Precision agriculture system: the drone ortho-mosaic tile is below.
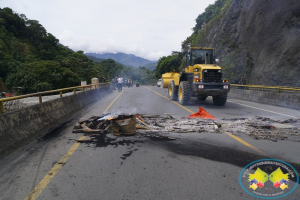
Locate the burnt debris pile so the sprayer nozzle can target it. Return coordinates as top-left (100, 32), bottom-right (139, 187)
top-left (72, 113), bottom-right (180, 142)
top-left (221, 116), bottom-right (300, 142)
top-left (73, 114), bottom-right (300, 143)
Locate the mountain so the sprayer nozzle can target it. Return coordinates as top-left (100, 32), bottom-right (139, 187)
top-left (183, 0), bottom-right (300, 86)
top-left (86, 55), bottom-right (106, 63)
top-left (85, 52), bottom-right (157, 68)
top-left (143, 62), bottom-right (157, 71)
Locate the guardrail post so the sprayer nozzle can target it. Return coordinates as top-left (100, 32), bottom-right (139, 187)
top-left (0, 102), bottom-right (4, 114)
top-left (60, 91), bottom-right (63, 97)
top-left (73, 89), bottom-right (76, 94)
top-left (39, 95), bottom-right (42, 104)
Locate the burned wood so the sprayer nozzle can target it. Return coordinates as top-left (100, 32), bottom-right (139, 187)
top-left (104, 124), bottom-right (111, 132)
top-left (136, 118), bottom-right (151, 129)
top-left (136, 124), bottom-right (151, 130)
top-left (80, 123), bottom-right (101, 132)
top-left (87, 122), bottom-right (93, 128)
top-left (95, 120), bottom-right (106, 128)
top-left (165, 113), bottom-right (174, 119)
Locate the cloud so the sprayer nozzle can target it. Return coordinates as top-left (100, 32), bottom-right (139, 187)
top-left (59, 30), bottom-right (167, 61)
top-left (3, 0), bottom-right (217, 61)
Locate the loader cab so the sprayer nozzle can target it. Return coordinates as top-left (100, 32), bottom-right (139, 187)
top-left (186, 48), bottom-right (215, 67)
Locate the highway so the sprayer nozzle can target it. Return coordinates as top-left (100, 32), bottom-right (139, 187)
top-left (0, 86), bottom-right (300, 200)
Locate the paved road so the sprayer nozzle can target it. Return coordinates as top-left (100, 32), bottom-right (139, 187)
top-left (0, 86), bottom-right (299, 200)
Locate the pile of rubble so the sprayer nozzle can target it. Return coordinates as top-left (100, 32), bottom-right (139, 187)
top-left (72, 113), bottom-right (180, 141)
top-left (221, 116), bottom-right (300, 142)
top-left (73, 113), bottom-right (300, 142)
top-left (73, 114), bottom-right (113, 134)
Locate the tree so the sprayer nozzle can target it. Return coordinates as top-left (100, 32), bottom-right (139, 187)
top-left (154, 53), bottom-right (183, 79)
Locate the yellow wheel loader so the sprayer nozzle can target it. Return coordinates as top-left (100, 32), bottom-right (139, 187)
top-left (162, 47), bottom-right (230, 106)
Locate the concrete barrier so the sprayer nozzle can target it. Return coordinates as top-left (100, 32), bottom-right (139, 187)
top-left (228, 87), bottom-right (300, 110)
top-left (0, 86), bottom-right (111, 158)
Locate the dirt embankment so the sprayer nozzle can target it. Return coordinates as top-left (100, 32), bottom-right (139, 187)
top-left (196, 0), bottom-right (300, 86)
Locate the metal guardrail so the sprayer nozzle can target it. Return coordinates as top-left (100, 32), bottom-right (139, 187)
top-left (0, 83), bottom-right (110, 114)
top-left (231, 84), bottom-right (300, 93)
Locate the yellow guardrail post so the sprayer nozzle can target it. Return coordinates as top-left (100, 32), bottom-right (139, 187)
top-left (0, 102), bottom-right (3, 114)
top-left (73, 89), bottom-right (76, 94)
top-left (39, 95), bottom-right (42, 104)
top-left (60, 91), bottom-right (63, 97)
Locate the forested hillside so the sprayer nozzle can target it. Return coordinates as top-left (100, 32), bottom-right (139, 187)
top-left (155, 0), bottom-right (300, 86)
top-left (0, 8), bottom-right (155, 94)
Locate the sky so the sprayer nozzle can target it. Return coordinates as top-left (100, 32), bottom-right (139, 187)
top-left (1, 0), bottom-right (216, 61)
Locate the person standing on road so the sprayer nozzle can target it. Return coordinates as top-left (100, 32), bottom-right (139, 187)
top-left (117, 75), bottom-right (123, 92)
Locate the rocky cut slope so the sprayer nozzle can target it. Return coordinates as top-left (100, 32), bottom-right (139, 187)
top-left (189, 0), bottom-right (300, 86)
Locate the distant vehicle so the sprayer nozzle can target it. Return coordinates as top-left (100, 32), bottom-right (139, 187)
top-left (157, 79), bottom-right (162, 87)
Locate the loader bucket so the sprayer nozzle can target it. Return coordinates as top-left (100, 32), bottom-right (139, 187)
top-left (162, 72), bottom-right (180, 88)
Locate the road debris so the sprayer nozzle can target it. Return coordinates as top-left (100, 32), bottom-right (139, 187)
top-left (221, 116), bottom-right (300, 142)
top-left (73, 113), bottom-right (300, 142)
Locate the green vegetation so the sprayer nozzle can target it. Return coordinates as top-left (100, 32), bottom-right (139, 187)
top-left (154, 52), bottom-right (183, 79)
top-left (182, 0), bottom-right (233, 49)
top-left (0, 7), bottom-right (154, 94)
top-left (193, 0), bottom-right (232, 33)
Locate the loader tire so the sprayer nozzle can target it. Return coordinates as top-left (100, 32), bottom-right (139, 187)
top-left (197, 95), bottom-right (208, 101)
top-left (213, 94), bottom-right (227, 106)
top-left (168, 80), bottom-right (178, 101)
top-left (178, 81), bottom-right (191, 105)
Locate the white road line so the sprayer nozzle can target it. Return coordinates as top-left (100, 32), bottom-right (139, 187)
top-left (227, 100), bottom-right (298, 118)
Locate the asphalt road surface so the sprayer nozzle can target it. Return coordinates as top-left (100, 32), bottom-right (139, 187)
top-left (1, 86), bottom-right (300, 200)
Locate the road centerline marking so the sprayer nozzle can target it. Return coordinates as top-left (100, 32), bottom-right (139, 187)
top-left (145, 87), bottom-right (194, 114)
top-left (25, 91), bottom-right (123, 200)
top-left (225, 132), bottom-right (266, 155)
top-left (102, 91), bottom-right (123, 114)
top-left (227, 100), bottom-right (297, 118)
top-left (24, 135), bottom-right (85, 200)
